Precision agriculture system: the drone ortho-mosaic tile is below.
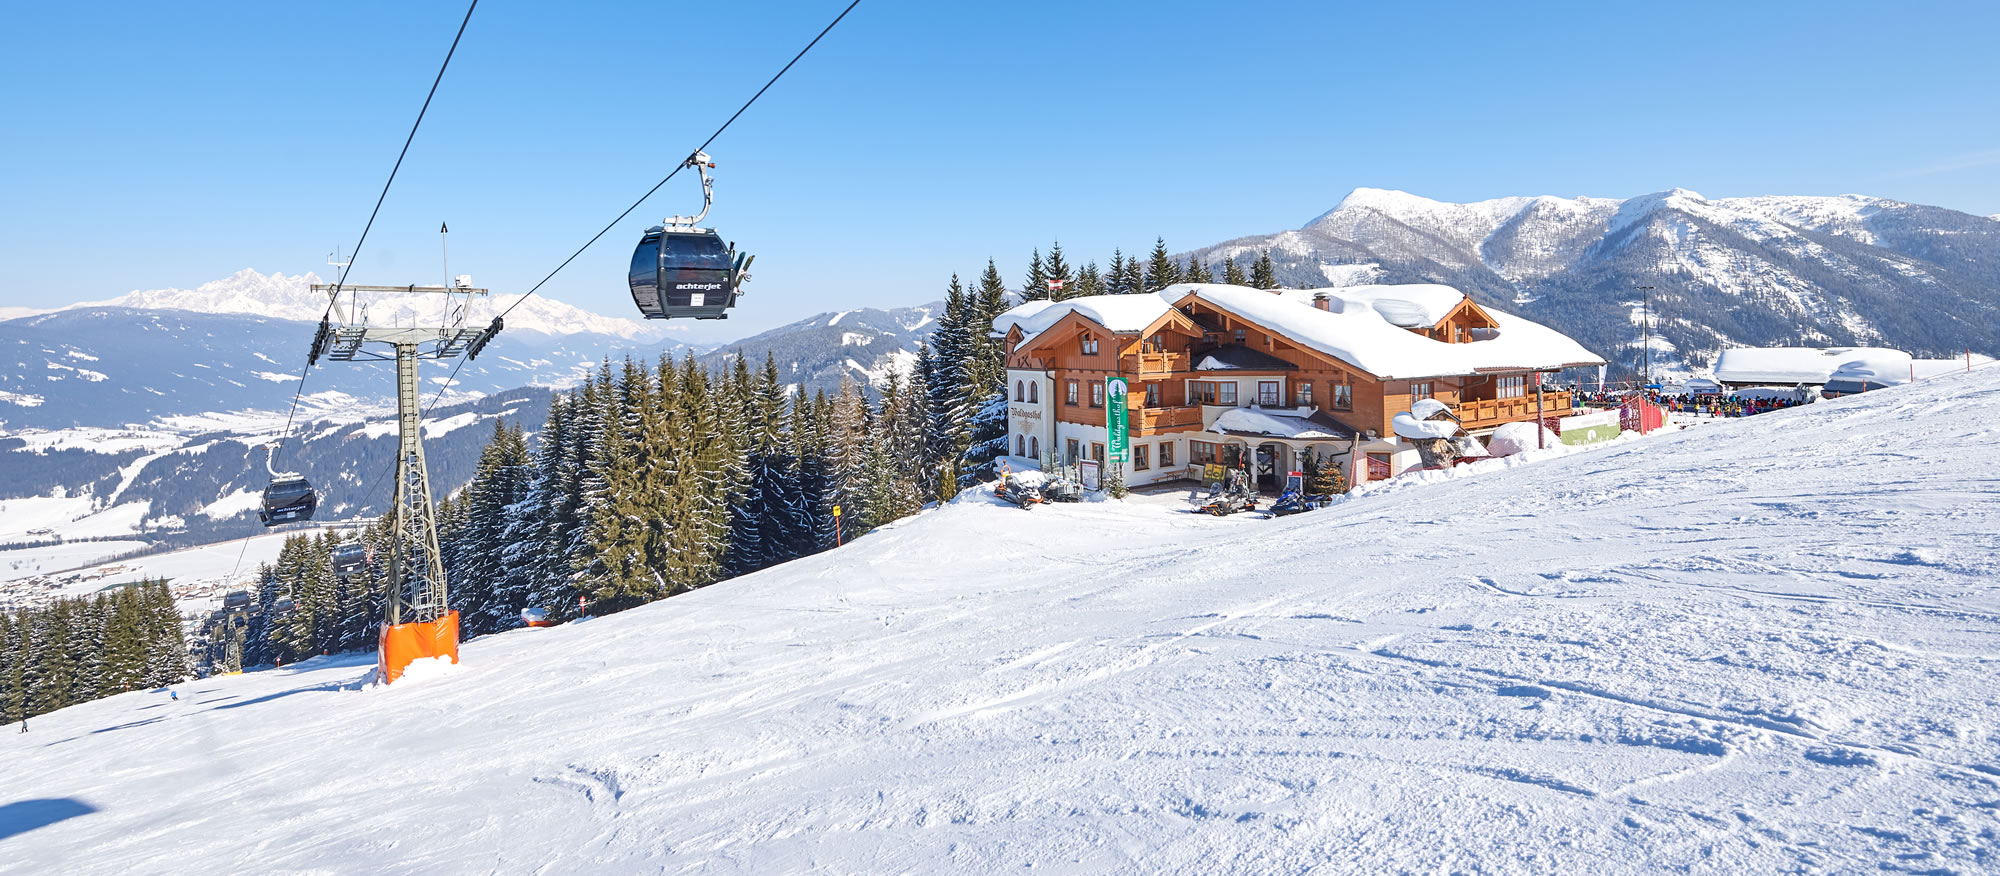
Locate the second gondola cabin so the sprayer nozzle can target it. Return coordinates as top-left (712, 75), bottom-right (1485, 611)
top-left (259, 475), bottom-right (317, 527)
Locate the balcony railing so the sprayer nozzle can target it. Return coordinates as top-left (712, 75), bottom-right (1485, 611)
top-left (1454, 391), bottom-right (1571, 428)
top-left (1132, 401), bottom-right (1202, 432)
top-left (1133, 351), bottom-right (1188, 373)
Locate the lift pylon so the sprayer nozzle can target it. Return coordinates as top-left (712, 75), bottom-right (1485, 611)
top-left (309, 279), bottom-right (501, 683)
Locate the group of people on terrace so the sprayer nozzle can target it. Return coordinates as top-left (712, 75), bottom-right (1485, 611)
top-left (1570, 387), bottom-right (1812, 419)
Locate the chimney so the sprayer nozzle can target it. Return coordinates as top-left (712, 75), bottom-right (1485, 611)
top-left (1312, 292), bottom-right (1331, 312)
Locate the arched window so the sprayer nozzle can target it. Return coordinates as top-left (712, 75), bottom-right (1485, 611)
top-left (1030, 436), bottom-right (1039, 458)
top-left (1028, 382), bottom-right (1039, 403)
top-left (1015, 380), bottom-right (1023, 402)
top-left (1016, 434), bottom-right (1025, 456)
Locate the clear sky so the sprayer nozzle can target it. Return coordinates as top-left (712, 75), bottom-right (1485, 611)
top-left (3, 0), bottom-right (1997, 336)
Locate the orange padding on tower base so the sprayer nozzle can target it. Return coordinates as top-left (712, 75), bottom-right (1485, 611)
top-left (378, 610), bottom-right (460, 684)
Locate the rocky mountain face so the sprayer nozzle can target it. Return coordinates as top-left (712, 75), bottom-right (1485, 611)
top-left (1186, 188), bottom-right (2000, 376)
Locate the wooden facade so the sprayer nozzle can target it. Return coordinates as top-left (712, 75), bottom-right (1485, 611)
top-left (1004, 292), bottom-right (1570, 447)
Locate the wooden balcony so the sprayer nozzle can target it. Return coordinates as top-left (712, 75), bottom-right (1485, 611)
top-left (1132, 351), bottom-right (1189, 374)
top-left (1132, 402), bottom-right (1203, 433)
top-left (1454, 391), bottom-right (1571, 429)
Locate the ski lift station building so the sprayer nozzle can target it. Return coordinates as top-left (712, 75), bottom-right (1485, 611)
top-left (991, 282), bottom-right (1604, 491)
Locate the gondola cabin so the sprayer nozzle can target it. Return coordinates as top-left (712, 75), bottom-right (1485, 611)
top-left (222, 590), bottom-right (251, 611)
top-left (331, 543), bottom-right (369, 577)
top-left (521, 607), bottom-right (553, 628)
top-left (259, 476), bottom-right (318, 526)
top-left (629, 228), bottom-right (743, 320)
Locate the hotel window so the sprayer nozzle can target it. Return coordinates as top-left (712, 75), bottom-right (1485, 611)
top-left (1158, 442), bottom-right (1174, 467)
top-left (1143, 333), bottom-right (1165, 353)
top-left (1016, 435), bottom-right (1025, 456)
top-left (1133, 444), bottom-right (1150, 470)
top-left (1190, 381), bottom-right (1237, 405)
top-left (1030, 436), bottom-right (1039, 458)
top-left (1014, 380), bottom-right (1024, 402)
top-left (1411, 381), bottom-right (1433, 401)
top-left (1028, 382), bottom-right (1038, 403)
top-left (1066, 438), bottom-right (1080, 463)
top-left (1091, 442), bottom-right (1104, 462)
top-left (1090, 381), bottom-right (1104, 408)
top-left (1144, 382), bottom-right (1160, 407)
top-left (1234, 328), bottom-right (1247, 344)
top-left (1498, 375), bottom-right (1525, 399)
top-left (1297, 382), bottom-right (1313, 407)
top-left (1081, 335), bottom-right (1099, 355)
top-left (1332, 383), bottom-right (1353, 411)
top-left (1190, 440), bottom-right (1219, 465)
top-left (1257, 381), bottom-right (1282, 407)
top-left (1066, 380), bottom-right (1079, 405)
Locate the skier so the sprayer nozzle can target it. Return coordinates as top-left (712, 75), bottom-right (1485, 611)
top-left (16, 719), bottom-right (24, 733)
top-left (170, 690), bottom-right (179, 702)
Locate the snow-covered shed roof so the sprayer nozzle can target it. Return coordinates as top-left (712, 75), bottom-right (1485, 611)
top-left (1210, 407), bottom-right (1354, 440)
top-left (990, 292), bottom-right (1177, 349)
top-left (1166, 283), bottom-right (1603, 380)
top-left (1271, 284), bottom-right (1466, 328)
top-left (1713, 347), bottom-right (1912, 386)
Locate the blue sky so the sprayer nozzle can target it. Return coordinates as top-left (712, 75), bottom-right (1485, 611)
top-left (3, 0), bottom-right (1997, 335)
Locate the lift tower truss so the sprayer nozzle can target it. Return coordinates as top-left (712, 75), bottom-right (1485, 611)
top-left (309, 281), bottom-right (503, 678)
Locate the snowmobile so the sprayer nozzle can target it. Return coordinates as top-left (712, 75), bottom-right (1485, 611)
top-left (995, 472), bottom-right (1046, 509)
top-left (1268, 489), bottom-right (1311, 517)
top-left (1042, 469), bottom-right (1084, 503)
top-left (1189, 473), bottom-right (1258, 516)
top-left (1199, 489), bottom-right (1258, 516)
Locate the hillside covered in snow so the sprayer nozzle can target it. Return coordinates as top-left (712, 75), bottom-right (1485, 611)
top-left (3, 362), bottom-right (1997, 872)
top-left (1185, 188), bottom-right (2000, 378)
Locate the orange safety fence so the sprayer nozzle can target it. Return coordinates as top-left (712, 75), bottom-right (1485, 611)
top-left (378, 610), bottom-right (460, 685)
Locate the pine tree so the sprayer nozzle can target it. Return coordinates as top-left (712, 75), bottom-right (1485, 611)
top-left (1076, 261), bottom-right (1104, 297)
top-left (1144, 237), bottom-right (1181, 291)
top-left (1022, 248), bottom-right (1049, 301)
top-left (1185, 256), bottom-right (1213, 283)
top-left (1252, 249), bottom-right (1278, 290)
top-left (830, 375), bottom-right (873, 532)
top-left (1044, 242), bottom-right (1074, 300)
top-left (1118, 253), bottom-right (1144, 295)
top-left (1223, 256), bottom-right (1248, 286)
top-left (958, 260), bottom-right (1013, 485)
top-left (1106, 250), bottom-right (1128, 295)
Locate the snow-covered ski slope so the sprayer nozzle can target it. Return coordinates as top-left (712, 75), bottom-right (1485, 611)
top-left (7, 369), bottom-right (2000, 874)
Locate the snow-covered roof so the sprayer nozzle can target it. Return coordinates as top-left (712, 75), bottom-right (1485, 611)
top-left (1209, 407), bottom-right (1354, 440)
top-left (1167, 283), bottom-right (1603, 380)
top-left (991, 292), bottom-right (1177, 351)
top-left (1713, 347), bottom-right (1912, 386)
top-left (1271, 284), bottom-right (1466, 328)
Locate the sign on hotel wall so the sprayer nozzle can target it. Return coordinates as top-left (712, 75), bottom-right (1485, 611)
top-left (1105, 377), bottom-right (1130, 462)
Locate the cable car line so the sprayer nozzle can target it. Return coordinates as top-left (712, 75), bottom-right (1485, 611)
top-left (413, 0), bottom-right (861, 420)
top-left (495, 0), bottom-right (862, 323)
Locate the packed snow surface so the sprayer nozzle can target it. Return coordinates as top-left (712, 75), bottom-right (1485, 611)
top-left (6, 368), bottom-right (2000, 873)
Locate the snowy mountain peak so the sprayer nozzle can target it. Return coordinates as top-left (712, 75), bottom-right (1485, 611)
top-left (66, 268), bottom-right (666, 340)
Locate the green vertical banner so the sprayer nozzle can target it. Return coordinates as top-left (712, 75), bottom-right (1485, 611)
top-left (1106, 376), bottom-right (1130, 462)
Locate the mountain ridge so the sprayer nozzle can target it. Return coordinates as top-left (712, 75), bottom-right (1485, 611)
top-left (1186, 187), bottom-right (2000, 376)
